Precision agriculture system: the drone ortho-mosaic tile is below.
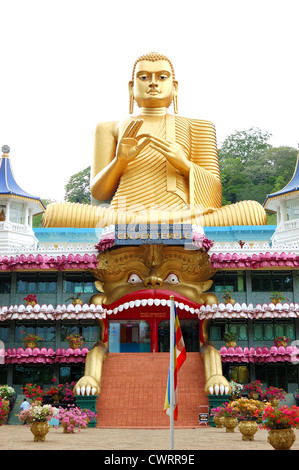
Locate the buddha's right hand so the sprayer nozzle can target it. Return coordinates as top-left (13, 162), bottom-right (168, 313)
top-left (116, 119), bottom-right (150, 165)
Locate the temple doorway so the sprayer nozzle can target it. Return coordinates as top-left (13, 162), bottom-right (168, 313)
top-left (108, 320), bottom-right (151, 352)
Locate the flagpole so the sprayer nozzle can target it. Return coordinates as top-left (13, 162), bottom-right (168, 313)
top-left (170, 295), bottom-right (175, 450)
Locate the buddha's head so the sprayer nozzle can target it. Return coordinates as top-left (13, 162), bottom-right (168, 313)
top-left (90, 245), bottom-right (218, 312)
top-left (129, 52), bottom-right (178, 113)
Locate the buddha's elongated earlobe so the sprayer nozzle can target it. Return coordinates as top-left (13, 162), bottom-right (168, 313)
top-left (173, 80), bottom-right (178, 114)
top-left (129, 81), bottom-right (134, 114)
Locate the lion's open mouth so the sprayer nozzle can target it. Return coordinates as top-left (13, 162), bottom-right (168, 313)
top-left (102, 289), bottom-right (202, 315)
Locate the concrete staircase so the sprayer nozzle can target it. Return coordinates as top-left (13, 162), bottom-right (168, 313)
top-left (7, 394), bottom-right (26, 424)
top-left (96, 352), bottom-right (209, 428)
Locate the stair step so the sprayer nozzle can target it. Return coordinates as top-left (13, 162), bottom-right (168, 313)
top-left (96, 352), bottom-right (208, 428)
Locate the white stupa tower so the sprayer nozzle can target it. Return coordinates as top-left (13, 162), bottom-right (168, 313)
top-left (0, 145), bottom-right (45, 250)
top-left (264, 151), bottom-right (299, 246)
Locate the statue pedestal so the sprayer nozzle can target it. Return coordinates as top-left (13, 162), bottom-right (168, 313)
top-left (207, 394), bottom-right (231, 427)
top-left (75, 395), bottom-right (98, 427)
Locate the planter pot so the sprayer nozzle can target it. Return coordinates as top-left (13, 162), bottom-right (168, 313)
top-left (72, 299), bottom-right (83, 305)
top-left (52, 393), bottom-right (61, 404)
top-left (213, 415), bottom-right (224, 428)
top-left (30, 422), bottom-right (50, 441)
top-left (225, 341), bottom-right (237, 348)
top-left (225, 299), bottom-right (235, 306)
top-left (239, 421), bottom-right (258, 441)
top-left (25, 301), bottom-right (36, 306)
top-left (25, 342), bottom-right (37, 349)
top-left (224, 417), bottom-right (238, 432)
top-left (267, 428), bottom-right (296, 450)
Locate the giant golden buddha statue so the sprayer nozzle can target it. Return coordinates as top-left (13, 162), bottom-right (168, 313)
top-left (43, 52), bottom-right (266, 228)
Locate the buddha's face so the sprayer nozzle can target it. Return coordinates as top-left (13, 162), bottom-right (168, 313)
top-left (131, 60), bottom-right (177, 109)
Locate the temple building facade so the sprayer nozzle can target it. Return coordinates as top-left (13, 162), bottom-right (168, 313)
top-left (1, 146), bottom-right (299, 425)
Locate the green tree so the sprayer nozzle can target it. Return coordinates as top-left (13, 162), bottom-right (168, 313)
top-left (33, 198), bottom-right (56, 227)
top-left (64, 166), bottom-right (91, 204)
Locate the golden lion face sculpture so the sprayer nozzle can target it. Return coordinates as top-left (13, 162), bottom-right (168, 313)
top-left (90, 245), bottom-right (218, 312)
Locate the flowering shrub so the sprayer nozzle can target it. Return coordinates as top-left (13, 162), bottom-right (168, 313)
top-left (45, 378), bottom-right (63, 396)
top-left (21, 383), bottom-right (43, 400)
top-left (210, 406), bottom-right (225, 418)
top-left (65, 292), bottom-right (82, 302)
top-left (61, 382), bottom-right (76, 403)
top-left (244, 380), bottom-right (263, 396)
top-left (229, 381), bottom-right (244, 396)
top-left (260, 405), bottom-right (299, 430)
top-left (219, 402), bottom-right (240, 418)
top-left (57, 406), bottom-right (97, 433)
top-left (66, 334), bottom-right (84, 348)
top-left (21, 331), bottom-right (44, 346)
top-left (0, 397), bottom-right (9, 425)
top-left (0, 385), bottom-right (15, 399)
top-left (23, 294), bottom-right (37, 303)
top-left (18, 404), bottom-right (56, 424)
top-left (262, 386), bottom-right (287, 402)
top-left (274, 336), bottom-right (290, 347)
top-left (230, 398), bottom-right (266, 421)
top-left (269, 292), bottom-right (289, 303)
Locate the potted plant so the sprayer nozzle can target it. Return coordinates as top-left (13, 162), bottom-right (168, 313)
top-left (223, 331), bottom-right (238, 348)
top-left (61, 381), bottom-right (76, 404)
top-left (0, 397), bottom-right (10, 425)
top-left (220, 402), bottom-right (240, 432)
top-left (274, 335), bottom-right (290, 348)
top-left (21, 331), bottom-right (44, 349)
top-left (65, 292), bottom-right (83, 306)
top-left (210, 406), bottom-right (225, 428)
top-left (260, 404), bottom-right (299, 450)
top-left (261, 386), bottom-right (287, 407)
top-left (269, 292), bottom-right (289, 305)
top-left (0, 385), bottom-right (15, 400)
top-left (230, 398), bottom-right (265, 441)
top-left (223, 288), bottom-right (235, 306)
top-left (18, 403), bottom-right (56, 441)
top-left (229, 380), bottom-right (244, 399)
top-left (21, 383), bottom-right (44, 402)
top-left (57, 405), bottom-right (96, 433)
top-left (244, 380), bottom-right (263, 399)
top-left (66, 333), bottom-right (84, 349)
top-left (23, 294), bottom-right (37, 306)
top-left (44, 378), bottom-right (63, 404)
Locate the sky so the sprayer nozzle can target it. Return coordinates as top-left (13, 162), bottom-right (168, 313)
top-left (1, 0), bottom-right (298, 202)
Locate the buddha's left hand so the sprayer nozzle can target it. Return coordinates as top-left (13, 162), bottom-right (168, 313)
top-left (149, 135), bottom-right (190, 177)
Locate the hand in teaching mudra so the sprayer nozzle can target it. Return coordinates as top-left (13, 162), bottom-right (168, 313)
top-left (149, 135), bottom-right (191, 177)
top-left (116, 119), bottom-right (150, 165)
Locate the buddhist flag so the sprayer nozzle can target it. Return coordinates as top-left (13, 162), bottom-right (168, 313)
top-left (164, 301), bottom-right (187, 420)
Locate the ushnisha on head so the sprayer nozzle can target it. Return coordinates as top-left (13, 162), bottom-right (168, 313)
top-left (129, 52), bottom-right (178, 114)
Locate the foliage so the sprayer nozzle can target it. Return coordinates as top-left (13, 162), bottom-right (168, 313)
top-left (244, 380), bottom-right (263, 396)
top-left (230, 398), bottom-right (266, 421)
top-left (262, 386), bottom-right (287, 402)
top-left (66, 334), bottom-right (84, 348)
top-left (61, 382), bottom-right (76, 403)
top-left (57, 405), bottom-right (97, 432)
top-left (210, 406), bottom-right (224, 418)
top-left (229, 381), bottom-right (244, 396)
top-left (219, 402), bottom-right (240, 418)
top-left (65, 292), bottom-right (82, 302)
top-left (33, 198), bottom-right (56, 228)
top-left (274, 336), bottom-right (290, 347)
top-left (23, 294), bottom-right (37, 303)
top-left (223, 331), bottom-right (238, 342)
top-left (269, 292), bottom-right (289, 303)
top-left (21, 331), bottom-right (44, 346)
top-left (64, 166), bottom-right (91, 204)
top-left (260, 405), bottom-right (299, 430)
top-left (0, 385), bottom-right (15, 399)
top-left (223, 288), bottom-right (233, 300)
top-left (0, 397), bottom-right (9, 425)
top-left (18, 404), bottom-right (56, 424)
top-left (45, 377), bottom-right (63, 396)
top-left (21, 383), bottom-right (44, 400)
top-left (218, 128), bottom-right (297, 210)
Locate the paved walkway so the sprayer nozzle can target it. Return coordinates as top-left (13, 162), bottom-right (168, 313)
top-left (1, 425), bottom-right (299, 451)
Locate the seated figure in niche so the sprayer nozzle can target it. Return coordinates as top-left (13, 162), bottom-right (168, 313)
top-left (43, 52), bottom-right (266, 228)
